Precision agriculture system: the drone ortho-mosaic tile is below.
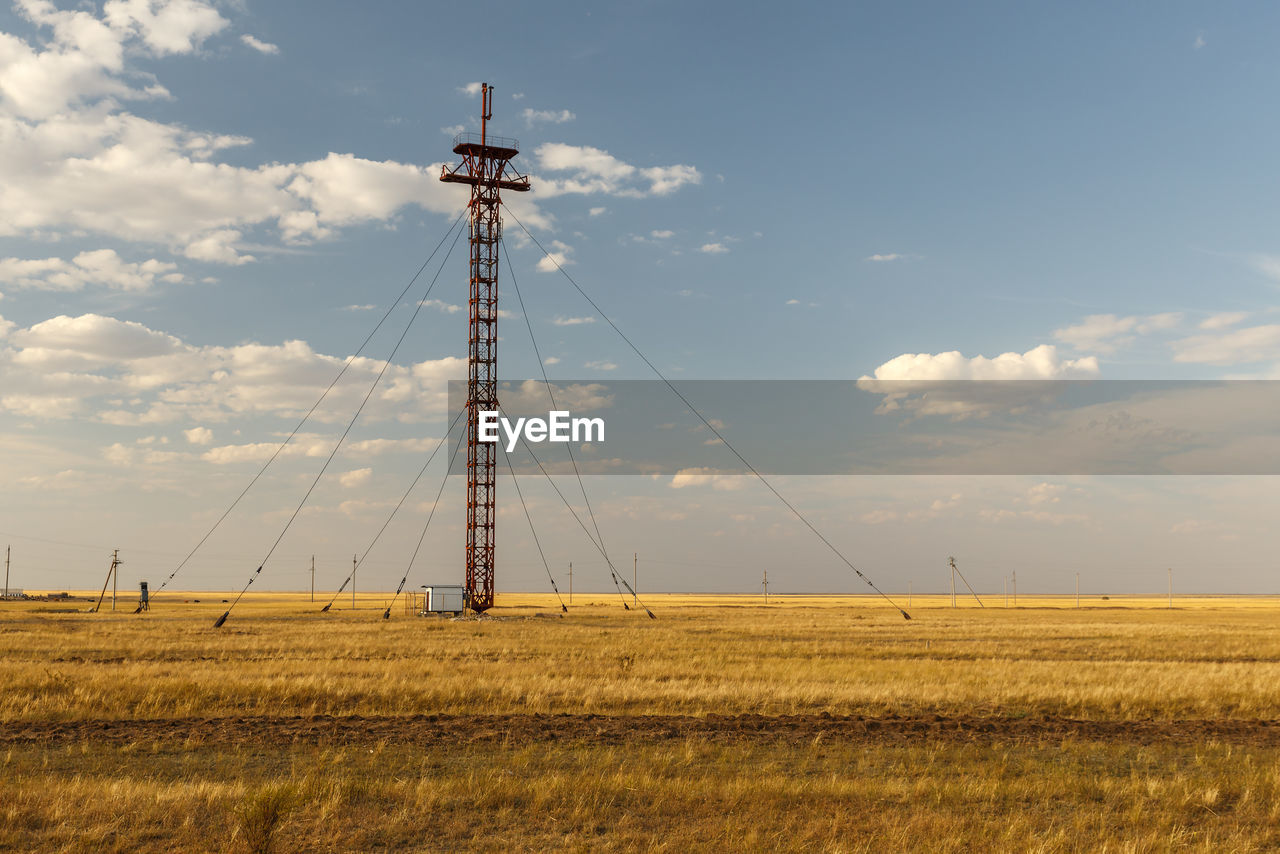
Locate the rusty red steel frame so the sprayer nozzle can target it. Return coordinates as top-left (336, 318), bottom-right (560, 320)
top-left (439, 83), bottom-right (530, 612)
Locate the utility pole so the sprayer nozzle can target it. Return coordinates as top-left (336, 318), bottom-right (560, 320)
top-left (762, 569), bottom-right (768, 604)
top-left (948, 556), bottom-right (984, 608)
top-left (633, 552), bottom-right (638, 607)
top-left (440, 82), bottom-right (530, 613)
top-left (93, 550), bottom-right (120, 614)
top-left (568, 562), bottom-right (573, 605)
top-left (112, 548), bottom-right (118, 610)
top-left (4, 545), bottom-right (9, 599)
top-left (311, 555), bottom-right (315, 603)
top-left (352, 554), bottom-right (357, 609)
top-left (1012, 571), bottom-right (1017, 606)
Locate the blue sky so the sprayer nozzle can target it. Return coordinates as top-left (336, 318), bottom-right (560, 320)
top-left (2, 1), bottom-right (1279, 597)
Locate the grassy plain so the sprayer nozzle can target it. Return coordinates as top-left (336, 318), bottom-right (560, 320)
top-left (3, 593), bottom-right (1280, 851)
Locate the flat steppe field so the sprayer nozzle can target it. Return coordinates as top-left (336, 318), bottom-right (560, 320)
top-left (3, 592), bottom-right (1280, 852)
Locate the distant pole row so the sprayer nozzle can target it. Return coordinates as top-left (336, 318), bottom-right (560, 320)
top-left (29, 548), bottom-right (1181, 612)
top-left (914, 564), bottom-right (1177, 608)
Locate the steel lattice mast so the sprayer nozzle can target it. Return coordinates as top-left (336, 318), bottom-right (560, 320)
top-left (440, 83), bottom-right (530, 612)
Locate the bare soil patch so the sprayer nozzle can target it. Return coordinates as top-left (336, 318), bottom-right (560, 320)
top-left (6, 712), bottom-right (1279, 748)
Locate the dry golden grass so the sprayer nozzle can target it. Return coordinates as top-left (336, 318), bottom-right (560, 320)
top-left (4, 592), bottom-right (1280, 722)
top-left (4, 737), bottom-right (1280, 852)
top-left (3, 593), bottom-right (1280, 851)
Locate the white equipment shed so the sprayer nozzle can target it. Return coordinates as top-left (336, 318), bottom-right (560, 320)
top-left (422, 585), bottom-right (466, 615)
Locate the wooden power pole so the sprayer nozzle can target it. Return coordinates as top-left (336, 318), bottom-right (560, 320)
top-left (311, 555), bottom-right (315, 603)
top-left (568, 562), bottom-right (573, 605)
top-left (93, 550), bottom-right (121, 613)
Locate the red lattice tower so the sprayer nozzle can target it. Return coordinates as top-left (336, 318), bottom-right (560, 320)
top-left (440, 83), bottom-right (530, 612)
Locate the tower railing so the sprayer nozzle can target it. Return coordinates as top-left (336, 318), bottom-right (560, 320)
top-left (452, 132), bottom-right (520, 152)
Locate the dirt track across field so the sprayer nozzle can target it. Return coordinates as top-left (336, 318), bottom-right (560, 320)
top-left (5, 713), bottom-right (1280, 748)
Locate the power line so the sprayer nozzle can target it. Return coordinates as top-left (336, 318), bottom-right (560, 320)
top-left (214, 219), bottom-right (467, 628)
top-left (499, 402), bottom-right (655, 620)
top-left (500, 237), bottom-right (631, 610)
top-left (321, 406), bottom-right (465, 613)
top-left (380, 430), bottom-right (466, 620)
top-left (150, 209), bottom-right (467, 605)
top-left (503, 450), bottom-right (567, 612)
top-left (507, 209), bottom-right (910, 621)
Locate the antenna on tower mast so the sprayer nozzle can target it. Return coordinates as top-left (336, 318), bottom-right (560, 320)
top-left (440, 83), bottom-right (530, 612)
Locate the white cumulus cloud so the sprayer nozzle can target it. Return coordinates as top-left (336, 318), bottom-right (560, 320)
top-left (13, 313), bottom-right (182, 360)
top-left (339, 467), bottom-right (372, 488)
top-left (0, 249), bottom-right (179, 291)
top-left (1054, 312), bottom-right (1182, 354)
top-left (240, 33), bottom-right (278, 55)
top-left (522, 108), bottom-right (574, 127)
top-left (0, 6), bottom-right (494, 265)
top-left (864, 344), bottom-right (1099, 382)
top-left (1200, 312), bottom-right (1249, 331)
top-left (183, 425), bottom-right (213, 445)
top-left (670, 468), bottom-right (746, 491)
top-left (1172, 324), bottom-right (1280, 366)
top-left (104, 0), bottom-right (228, 56)
top-left (858, 345), bottom-right (1100, 418)
top-left (535, 239), bottom-right (574, 272)
top-left (0, 312), bottom-right (465, 424)
top-left (534, 143), bottom-right (700, 198)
